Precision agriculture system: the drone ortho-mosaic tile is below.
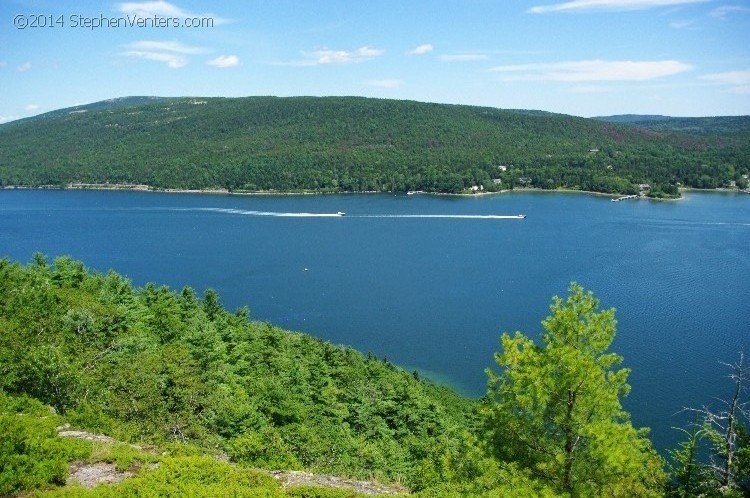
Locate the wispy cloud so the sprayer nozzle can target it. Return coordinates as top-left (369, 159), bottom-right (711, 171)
top-left (208, 55), bottom-right (239, 69)
top-left (17, 61), bottom-right (32, 72)
top-left (126, 40), bottom-right (206, 54)
top-left (116, 1), bottom-right (229, 24)
top-left (0, 61), bottom-right (7, 68)
top-left (702, 69), bottom-right (750, 94)
top-left (281, 46), bottom-right (384, 66)
top-left (0, 115), bottom-right (20, 124)
top-left (407, 44), bottom-right (433, 56)
top-left (490, 59), bottom-right (692, 81)
top-left (366, 79), bottom-right (403, 88)
top-left (439, 53), bottom-right (490, 62)
top-left (709, 5), bottom-right (750, 19)
top-left (122, 40), bottom-right (206, 68)
top-left (569, 85), bottom-right (614, 93)
top-left (24, 104), bottom-right (40, 112)
top-left (669, 19), bottom-right (696, 28)
top-left (528, 0), bottom-right (708, 14)
top-left (124, 51), bottom-right (188, 68)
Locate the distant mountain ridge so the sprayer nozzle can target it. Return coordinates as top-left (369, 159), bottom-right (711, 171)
top-left (23, 96), bottom-right (173, 122)
top-left (594, 114), bottom-right (750, 135)
top-left (594, 114), bottom-right (674, 123)
top-left (1, 96), bottom-right (747, 194)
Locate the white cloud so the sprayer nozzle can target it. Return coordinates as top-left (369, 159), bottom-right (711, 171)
top-left (0, 115), bottom-right (20, 124)
top-left (116, 1), bottom-right (229, 24)
top-left (407, 44), bottom-right (433, 55)
top-left (295, 46), bottom-right (384, 65)
top-left (125, 40), bottom-right (206, 54)
top-left (569, 85), bottom-right (614, 93)
top-left (710, 5), bottom-right (750, 19)
top-left (702, 69), bottom-right (750, 94)
top-left (208, 54), bottom-right (239, 69)
top-left (24, 104), bottom-right (40, 112)
top-left (490, 59), bottom-right (692, 81)
top-left (366, 79), bottom-right (403, 88)
top-left (122, 40), bottom-right (206, 68)
top-left (528, 0), bottom-right (708, 14)
top-left (17, 61), bottom-right (32, 72)
top-left (125, 51), bottom-right (187, 68)
top-left (670, 19), bottom-right (696, 28)
top-left (439, 53), bottom-right (490, 62)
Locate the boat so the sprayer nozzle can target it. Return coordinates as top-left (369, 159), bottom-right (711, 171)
top-left (518, 214), bottom-right (526, 219)
top-left (337, 211), bottom-right (346, 216)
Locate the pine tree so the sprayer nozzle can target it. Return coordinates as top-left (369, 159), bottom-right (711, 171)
top-left (483, 283), bottom-right (664, 497)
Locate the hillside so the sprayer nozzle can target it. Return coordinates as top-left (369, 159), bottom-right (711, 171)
top-left (1, 96), bottom-right (748, 195)
top-left (0, 255), bottom-right (493, 496)
top-left (594, 114), bottom-right (750, 135)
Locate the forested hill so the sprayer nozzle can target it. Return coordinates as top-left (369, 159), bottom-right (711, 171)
top-left (1, 96), bottom-right (748, 194)
top-left (594, 114), bottom-right (750, 135)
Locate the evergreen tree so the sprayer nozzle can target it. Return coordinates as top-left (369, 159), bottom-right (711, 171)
top-left (483, 283), bottom-right (664, 497)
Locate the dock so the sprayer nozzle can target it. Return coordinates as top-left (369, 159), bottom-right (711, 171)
top-left (611, 195), bottom-right (640, 202)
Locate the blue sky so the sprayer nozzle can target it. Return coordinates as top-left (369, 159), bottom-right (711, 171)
top-left (1, 0), bottom-right (749, 122)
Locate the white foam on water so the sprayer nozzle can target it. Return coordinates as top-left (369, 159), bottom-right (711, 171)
top-left (170, 208), bottom-right (526, 219)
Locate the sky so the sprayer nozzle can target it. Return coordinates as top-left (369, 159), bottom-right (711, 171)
top-left (1, 0), bottom-right (749, 122)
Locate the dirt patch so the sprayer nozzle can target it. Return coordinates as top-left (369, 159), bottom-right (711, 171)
top-left (66, 462), bottom-right (134, 488)
top-left (271, 470), bottom-right (408, 495)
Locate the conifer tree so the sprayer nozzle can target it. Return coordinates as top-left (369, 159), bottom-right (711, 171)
top-left (484, 283), bottom-right (664, 497)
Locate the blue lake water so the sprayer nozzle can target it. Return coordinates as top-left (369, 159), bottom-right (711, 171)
top-left (1, 189), bottom-right (748, 452)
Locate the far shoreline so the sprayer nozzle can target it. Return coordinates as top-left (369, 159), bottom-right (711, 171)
top-left (2, 183), bottom-right (747, 201)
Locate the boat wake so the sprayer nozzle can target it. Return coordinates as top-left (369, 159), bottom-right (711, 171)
top-left (175, 207), bottom-right (343, 217)
top-left (358, 214), bottom-right (525, 219)
top-left (171, 208), bottom-right (526, 219)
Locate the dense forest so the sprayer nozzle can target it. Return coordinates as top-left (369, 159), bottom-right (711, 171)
top-left (1, 256), bottom-right (748, 496)
top-left (1, 97), bottom-right (748, 196)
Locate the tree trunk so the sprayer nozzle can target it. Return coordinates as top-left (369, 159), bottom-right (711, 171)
top-left (722, 352), bottom-right (745, 488)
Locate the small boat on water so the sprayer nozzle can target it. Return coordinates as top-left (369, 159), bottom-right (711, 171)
top-left (518, 214), bottom-right (526, 219)
top-left (337, 211), bottom-right (346, 216)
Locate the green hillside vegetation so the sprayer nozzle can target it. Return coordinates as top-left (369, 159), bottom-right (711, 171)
top-left (1, 97), bottom-right (748, 195)
top-left (595, 114), bottom-right (750, 135)
top-left (1, 256), bottom-right (748, 496)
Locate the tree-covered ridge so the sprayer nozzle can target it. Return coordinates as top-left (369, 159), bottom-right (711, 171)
top-left (0, 255), bottom-right (478, 493)
top-left (1, 96), bottom-right (747, 194)
top-left (594, 114), bottom-right (750, 135)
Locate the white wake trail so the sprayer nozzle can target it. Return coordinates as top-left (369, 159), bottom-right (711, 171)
top-left (176, 207), bottom-right (343, 217)
top-left (357, 214), bottom-right (525, 219)
top-left (171, 208), bottom-right (526, 219)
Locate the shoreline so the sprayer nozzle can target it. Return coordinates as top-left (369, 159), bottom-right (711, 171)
top-left (2, 184), bottom-right (746, 200)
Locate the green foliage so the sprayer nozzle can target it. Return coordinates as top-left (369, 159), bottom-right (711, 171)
top-left (39, 456), bottom-right (285, 497)
top-left (667, 424), bottom-right (713, 497)
top-left (666, 354), bottom-right (750, 497)
top-left (87, 442), bottom-right (160, 472)
top-left (0, 255), bottom-right (477, 492)
top-left (1, 97), bottom-right (747, 195)
top-left (226, 428), bottom-right (302, 470)
top-left (0, 392), bottom-right (88, 495)
top-left (483, 283), bottom-right (665, 497)
top-left (283, 486), bottom-right (379, 498)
